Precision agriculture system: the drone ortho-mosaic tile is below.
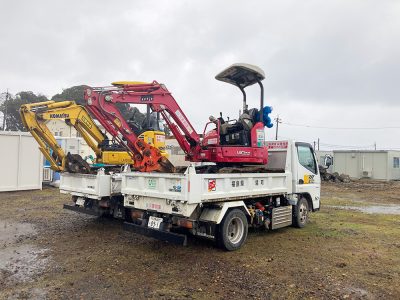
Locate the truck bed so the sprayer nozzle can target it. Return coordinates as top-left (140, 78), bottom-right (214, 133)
top-left (121, 165), bottom-right (292, 204)
top-left (60, 172), bottom-right (122, 200)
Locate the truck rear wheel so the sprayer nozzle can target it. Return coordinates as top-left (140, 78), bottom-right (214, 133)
top-left (293, 197), bottom-right (309, 228)
top-left (217, 209), bottom-right (248, 251)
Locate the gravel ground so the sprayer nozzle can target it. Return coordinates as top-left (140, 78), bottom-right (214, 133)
top-left (0, 180), bottom-right (399, 299)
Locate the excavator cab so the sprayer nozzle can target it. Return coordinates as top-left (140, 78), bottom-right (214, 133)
top-left (111, 83), bottom-right (168, 158)
top-left (203, 63), bottom-right (268, 147)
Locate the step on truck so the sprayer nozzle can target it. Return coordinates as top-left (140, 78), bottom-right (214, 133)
top-left (122, 140), bottom-right (321, 250)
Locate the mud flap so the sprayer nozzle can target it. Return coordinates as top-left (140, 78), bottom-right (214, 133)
top-left (63, 204), bottom-right (104, 216)
top-left (123, 222), bottom-right (187, 246)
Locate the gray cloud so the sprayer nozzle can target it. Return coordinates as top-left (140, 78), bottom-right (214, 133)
top-left (1, 0), bottom-right (399, 149)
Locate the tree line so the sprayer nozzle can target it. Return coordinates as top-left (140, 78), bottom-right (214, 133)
top-left (0, 85), bottom-right (171, 136)
top-left (0, 86), bottom-right (88, 131)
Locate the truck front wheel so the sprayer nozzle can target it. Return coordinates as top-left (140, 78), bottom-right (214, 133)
top-left (293, 197), bottom-right (309, 228)
top-left (217, 209), bottom-right (248, 251)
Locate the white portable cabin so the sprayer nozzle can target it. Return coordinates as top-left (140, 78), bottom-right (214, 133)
top-left (0, 131), bottom-right (43, 191)
top-left (56, 137), bottom-right (95, 159)
top-left (333, 150), bottom-right (400, 180)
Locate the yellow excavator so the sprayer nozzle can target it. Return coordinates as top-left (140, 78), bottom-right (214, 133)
top-left (20, 100), bottom-right (167, 173)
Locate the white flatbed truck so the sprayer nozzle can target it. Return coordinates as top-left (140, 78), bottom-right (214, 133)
top-left (121, 140), bottom-right (321, 250)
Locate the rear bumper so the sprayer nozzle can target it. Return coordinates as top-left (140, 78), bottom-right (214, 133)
top-left (63, 204), bottom-right (103, 216)
top-left (123, 222), bottom-right (187, 246)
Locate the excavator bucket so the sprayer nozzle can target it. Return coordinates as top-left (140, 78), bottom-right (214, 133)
top-left (65, 153), bottom-right (92, 174)
top-left (158, 156), bottom-right (176, 173)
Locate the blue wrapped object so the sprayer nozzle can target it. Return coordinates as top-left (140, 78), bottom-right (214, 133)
top-left (53, 171), bottom-right (61, 181)
top-left (256, 106), bottom-right (274, 128)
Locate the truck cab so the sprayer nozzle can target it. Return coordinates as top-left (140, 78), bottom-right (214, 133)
top-left (122, 140), bottom-right (320, 250)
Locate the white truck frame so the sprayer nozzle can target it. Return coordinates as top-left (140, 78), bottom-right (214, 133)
top-left (121, 140), bottom-right (321, 250)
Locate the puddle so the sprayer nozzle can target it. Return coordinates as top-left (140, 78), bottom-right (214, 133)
top-left (0, 220), bottom-right (49, 286)
top-left (0, 221), bottom-right (36, 245)
top-left (328, 205), bottom-right (400, 215)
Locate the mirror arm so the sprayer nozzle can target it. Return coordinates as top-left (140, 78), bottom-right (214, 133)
top-left (256, 80), bottom-right (264, 123)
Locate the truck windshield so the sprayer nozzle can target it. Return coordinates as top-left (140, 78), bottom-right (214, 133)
top-left (297, 145), bottom-right (317, 174)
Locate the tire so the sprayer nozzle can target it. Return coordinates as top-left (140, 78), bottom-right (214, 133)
top-left (293, 197), bottom-right (309, 228)
top-left (217, 209), bottom-right (248, 251)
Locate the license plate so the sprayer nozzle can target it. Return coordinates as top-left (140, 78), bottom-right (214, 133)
top-left (76, 198), bottom-right (85, 206)
top-left (148, 216), bottom-right (163, 230)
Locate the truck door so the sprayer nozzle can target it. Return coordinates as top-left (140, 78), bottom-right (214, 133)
top-left (295, 142), bottom-right (321, 210)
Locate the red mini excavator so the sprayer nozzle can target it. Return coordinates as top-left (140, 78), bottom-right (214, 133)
top-left (84, 63), bottom-right (269, 172)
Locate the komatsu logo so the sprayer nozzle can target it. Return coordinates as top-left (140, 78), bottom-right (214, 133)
top-left (50, 113), bottom-right (69, 118)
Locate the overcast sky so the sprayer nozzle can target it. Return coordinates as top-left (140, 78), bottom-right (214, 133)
top-left (1, 0), bottom-right (399, 150)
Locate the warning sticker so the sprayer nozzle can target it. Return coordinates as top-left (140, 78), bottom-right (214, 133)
top-left (303, 174), bottom-right (315, 184)
top-left (267, 141), bottom-right (288, 149)
top-left (207, 138), bottom-right (218, 145)
top-left (156, 134), bottom-right (165, 142)
top-left (208, 179), bottom-right (216, 192)
top-left (114, 117), bottom-right (122, 128)
top-left (81, 115), bottom-right (93, 129)
top-left (148, 178), bottom-right (157, 189)
top-left (175, 110), bottom-right (194, 134)
top-left (169, 179), bottom-right (182, 192)
top-left (256, 129), bottom-right (265, 147)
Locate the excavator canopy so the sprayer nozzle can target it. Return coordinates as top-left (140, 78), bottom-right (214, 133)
top-left (215, 63), bottom-right (265, 88)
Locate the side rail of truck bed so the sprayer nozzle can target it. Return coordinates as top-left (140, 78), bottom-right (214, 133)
top-left (121, 165), bottom-right (292, 205)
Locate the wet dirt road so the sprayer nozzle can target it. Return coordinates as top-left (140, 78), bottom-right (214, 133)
top-left (1, 181), bottom-right (400, 299)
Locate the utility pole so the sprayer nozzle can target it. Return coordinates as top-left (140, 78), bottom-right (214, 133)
top-left (313, 141), bottom-right (316, 150)
top-left (2, 89), bottom-right (8, 131)
top-left (318, 138), bottom-right (320, 151)
top-left (374, 142), bottom-right (376, 150)
top-left (274, 115), bottom-right (282, 140)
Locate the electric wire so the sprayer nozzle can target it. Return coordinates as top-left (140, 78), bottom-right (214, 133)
top-left (281, 122), bottom-right (400, 130)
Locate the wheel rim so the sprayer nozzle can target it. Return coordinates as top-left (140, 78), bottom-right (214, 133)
top-left (299, 202), bottom-right (308, 224)
top-left (227, 217), bottom-right (244, 244)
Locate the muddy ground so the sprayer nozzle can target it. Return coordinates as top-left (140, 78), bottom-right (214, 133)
top-left (0, 180), bottom-right (400, 300)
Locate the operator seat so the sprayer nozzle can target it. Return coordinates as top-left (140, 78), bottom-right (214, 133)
top-left (248, 108), bottom-right (259, 124)
top-left (219, 111), bottom-right (254, 146)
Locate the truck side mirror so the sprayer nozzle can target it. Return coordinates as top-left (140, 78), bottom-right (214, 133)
top-left (324, 155), bottom-right (333, 168)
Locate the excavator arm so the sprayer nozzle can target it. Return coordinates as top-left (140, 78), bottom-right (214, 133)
top-left (20, 101), bottom-right (67, 172)
top-left (39, 101), bottom-right (106, 158)
top-left (20, 100), bottom-right (133, 173)
top-left (84, 82), bottom-right (198, 172)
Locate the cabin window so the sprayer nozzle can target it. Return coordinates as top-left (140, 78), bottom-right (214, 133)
top-left (393, 157), bottom-right (399, 168)
top-left (297, 145), bottom-right (317, 174)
